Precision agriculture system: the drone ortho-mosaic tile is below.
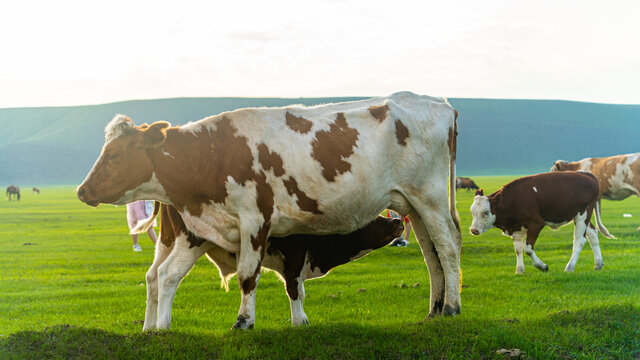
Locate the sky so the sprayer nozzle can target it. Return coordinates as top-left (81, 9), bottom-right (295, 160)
top-left (1, 0), bottom-right (639, 108)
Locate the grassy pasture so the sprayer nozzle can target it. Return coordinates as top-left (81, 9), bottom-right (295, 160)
top-left (1, 176), bottom-right (639, 359)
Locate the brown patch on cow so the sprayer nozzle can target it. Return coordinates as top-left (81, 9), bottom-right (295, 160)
top-left (159, 203), bottom-right (207, 249)
top-left (241, 265), bottom-right (263, 294)
top-left (283, 176), bottom-right (323, 215)
top-left (258, 144), bottom-right (285, 177)
top-left (149, 116), bottom-right (255, 217)
top-left (285, 112), bottom-right (313, 134)
top-left (395, 119), bottom-right (410, 146)
top-left (368, 104), bottom-right (389, 123)
top-left (311, 113), bottom-right (359, 182)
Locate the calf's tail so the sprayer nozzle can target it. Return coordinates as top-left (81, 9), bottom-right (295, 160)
top-left (130, 201), bottom-right (161, 234)
top-left (594, 199), bottom-right (616, 239)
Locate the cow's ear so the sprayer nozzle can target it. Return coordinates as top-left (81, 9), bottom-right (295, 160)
top-left (142, 121), bottom-right (170, 148)
top-left (475, 189), bottom-right (484, 196)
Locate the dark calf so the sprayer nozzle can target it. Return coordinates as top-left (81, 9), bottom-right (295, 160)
top-left (143, 203), bottom-right (403, 331)
top-left (469, 172), bottom-right (614, 274)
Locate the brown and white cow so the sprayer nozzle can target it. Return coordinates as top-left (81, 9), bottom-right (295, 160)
top-left (143, 202), bottom-right (403, 330)
top-left (77, 92), bottom-right (462, 329)
top-left (456, 177), bottom-right (479, 191)
top-left (551, 153), bottom-right (640, 230)
top-left (469, 172), bottom-right (614, 274)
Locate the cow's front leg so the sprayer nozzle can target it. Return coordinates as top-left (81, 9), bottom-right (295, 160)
top-left (525, 225), bottom-right (548, 272)
top-left (156, 233), bottom-right (210, 330)
top-left (232, 222), bottom-right (269, 330)
top-left (143, 240), bottom-right (174, 331)
top-left (512, 230), bottom-right (525, 274)
top-left (565, 211), bottom-right (588, 272)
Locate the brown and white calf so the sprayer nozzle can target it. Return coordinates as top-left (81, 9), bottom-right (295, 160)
top-left (456, 177), bottom-right (479, 191)
top-left (469, 172), bottom-right (614, 274)
top-left (143, 202), bottom-right (403, 330)
top-left (77, 92), bottom-right (462, 329)
top-left (551, 153), bottom-right (640, 230)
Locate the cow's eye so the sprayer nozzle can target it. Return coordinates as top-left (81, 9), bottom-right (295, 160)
top-left (107, 153), bottom-right (120, 161)
top-left (483, 211), bottom-right (489, 216)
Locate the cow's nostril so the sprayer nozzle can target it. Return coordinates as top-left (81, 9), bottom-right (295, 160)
top-left (77, 187), bottom-right (87, 201)
top-left (470, 228), bottom-right (480, 235)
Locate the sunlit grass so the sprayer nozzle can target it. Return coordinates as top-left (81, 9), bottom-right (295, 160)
top-left (1, 179), bottom-right (639, 359)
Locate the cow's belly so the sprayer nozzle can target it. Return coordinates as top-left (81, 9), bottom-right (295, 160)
top-left (180, 206), bottom-right (241, 253)
top-left (603, 188), bottom-right (635, 201)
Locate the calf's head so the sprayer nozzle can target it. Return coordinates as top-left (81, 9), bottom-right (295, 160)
top-left (469, 189), bottom-right (495, 235)
top-left (77, 115), bottom-right (170, 207)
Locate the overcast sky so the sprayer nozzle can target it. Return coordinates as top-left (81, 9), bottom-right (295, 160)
top-left (1, 0), bottom-right (639, 108)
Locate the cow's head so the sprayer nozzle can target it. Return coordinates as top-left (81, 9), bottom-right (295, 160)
top-left (550, 160), bottom-right (568, 172)
top-left (469, 189), bottom-right (495, 235)
top-left (77, 115), bottom-right (170, 207)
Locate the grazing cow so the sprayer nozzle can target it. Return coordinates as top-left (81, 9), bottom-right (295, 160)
top-left (551, 153), bottom-right (640, 230)
top-left (469, 172), bottom-right (614, 274)
top-left (6, 185), bottom-right (20, 201)
top-left (77, 92), bottom-right (462, 329)
top-left (143, 202), bottom-right (404, 330)
top-left (32, 187), bottom-right (40, 194)
top-left (456, 177), bottom-right (479, 191)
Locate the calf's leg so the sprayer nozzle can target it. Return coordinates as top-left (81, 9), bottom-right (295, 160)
top-left (525, 226), bottom-right (548, 272)
top-left (585, 223), bottom-right (604, 270)
top-left (512, 230), bottom-right (525, 274)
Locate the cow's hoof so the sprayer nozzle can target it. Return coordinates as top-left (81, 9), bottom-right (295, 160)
top-left (231, 316), bottom-right (254, 330)
top-left (442, 304), bottom-right (461, 316)
top-left (292, 318), bottom-right (310, 327)
top-left (595, 262), bottom-right (604, 270)
top-left (540, 264), bottom-right (549, 272)
top-left (515, 266), bottom-right (525, 275)
top-left (564, 266), bottom-right (574, 273)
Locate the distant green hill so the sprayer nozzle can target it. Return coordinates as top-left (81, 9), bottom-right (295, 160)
top-left (0, 96), bottom-right (638, 185)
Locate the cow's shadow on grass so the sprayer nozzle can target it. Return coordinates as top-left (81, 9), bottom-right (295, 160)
top-left (2, 304), bottom-right (639, 359)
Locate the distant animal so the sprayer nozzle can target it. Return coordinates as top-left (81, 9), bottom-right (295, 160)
top-left (456, 177), bottom-right (479, 191)
top-left (77, 92), bottom-right (462, 329)
top-left (143, 202), bottom-right (404, 330)
top-left (32, 187), bottom-right (40, 194)
top-left (6, 185), bottom-right (20, 201)
top-left (551, 153), bottom-right (640, 230)
top-left (469, 172), bottom-right (614, 274)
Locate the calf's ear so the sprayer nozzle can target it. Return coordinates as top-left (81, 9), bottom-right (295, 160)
top-left (142, 121), bottom-right (170, 148)
top-left (475, 189), bottom-right (484, 196)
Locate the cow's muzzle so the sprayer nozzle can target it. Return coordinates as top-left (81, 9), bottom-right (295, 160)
top-left (76, 186), bottom-right (99, 207)
top-left (469, 228), bottom-right (480, 236)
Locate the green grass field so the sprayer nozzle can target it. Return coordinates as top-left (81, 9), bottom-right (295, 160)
top-left (1, 176), bottom-right (639, 359)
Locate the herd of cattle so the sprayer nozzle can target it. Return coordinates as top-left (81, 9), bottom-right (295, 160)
top-left (75, 92), bottom-right (639, 331)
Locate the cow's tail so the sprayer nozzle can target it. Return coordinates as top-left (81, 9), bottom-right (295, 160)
top-left (448, 107), bottom-right (462, 292)
top-left (130, 201), bottom-right (161, 235)
top-left (594, 198), bottom-right (616, 239)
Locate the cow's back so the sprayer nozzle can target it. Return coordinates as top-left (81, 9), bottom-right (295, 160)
top-left (497, 172), bottom-right (599, 223)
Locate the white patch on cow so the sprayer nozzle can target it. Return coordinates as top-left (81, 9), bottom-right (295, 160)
top-left (117, 172), bottom-right (169, 205)
top-left (585, 225), bottom-right (604, 270)
top-left (469, 195), bottom-right (496, 235)
top-left (161, 148), bottom-right (175, 159)
top-left (180, 208), bottom-right (240, 253)
top-left (579, 159), bottom-right (593, 172)
top-left (305, 253), bottom-right (328, 279)
top-left (532, 186), bottom-right (538, 192)
top-left (236, 280), bottom-right (258, 327)
top-left (625, 153), bottom-right (640, 164)
top-left (290, 263), bottom-right (309, 326)
top-left (604, 161), bottom-right (639, 199)
top-left (143, 238), bottom-right (173, 331)
top-left (104, 114), bottom-right (134, 143)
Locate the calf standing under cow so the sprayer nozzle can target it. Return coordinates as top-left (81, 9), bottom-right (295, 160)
top-left (551, 153), bottom-right (640, 231)
top-left (143, 202), bottom-right (404, 330)
top-left (469, 172), bottom-right (614, 274)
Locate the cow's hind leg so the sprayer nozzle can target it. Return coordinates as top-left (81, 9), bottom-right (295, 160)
top-left (407, 202), bottom-right (461, 316)
top-left (565, 211), bottom-right (589, 272)
top-left (408, 213), bottom-right (446, 316)
top-left (524, 225), bottom-right (548, 272)
top-left (585, 223), bottom-right (604, 270)
top-left (143, 240), bottom-right (174, 331)
top-left (286, 277), bottom-right (309, 327)
top-left (156, 233), bottom-right (210, 330)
